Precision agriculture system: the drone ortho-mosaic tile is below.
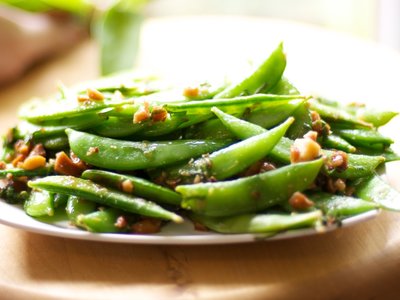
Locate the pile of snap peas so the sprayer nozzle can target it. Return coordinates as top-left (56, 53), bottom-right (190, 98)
top-left (1, 42), bottom-right (400, 236)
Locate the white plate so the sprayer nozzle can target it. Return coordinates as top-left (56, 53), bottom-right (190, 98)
top-left (0, 200), bottom-right (380, 244)
top-left (0, 16), bottom-right (399, 244)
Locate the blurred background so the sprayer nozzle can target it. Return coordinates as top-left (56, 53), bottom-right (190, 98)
top-left (146, 0), bottom-right (400, 49)
top-left (0, 0), bottom-right (400, 85)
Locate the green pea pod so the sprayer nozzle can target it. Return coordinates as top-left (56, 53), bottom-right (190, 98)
top-left (268, 76), bottom-right (300, 95)
top-left (28, 176), bottom-right (183, 223)
top-left (53, 193), bottom-right (69, 208)
top-left (308, 99), bottom-right (372, 128)
top-left (215, 42), bottom-right (286, 98)
top-left (24, 190), bottom-right (54, 217)
top-left (323, 150), bottom-right (385, 179)
top-left (18, 96), bottom-right (135, 123)
top-left (81, 169), bottom-right (182, 206)
top-left (76, 208), bottom-right (128, 233)
top-left (190, 210), bottom-right (322, 234)
top-left (212, 106), bottom-right (292, 163)
top-left (320, 134), bottom-right (356, 153)
top-left (214, 109), bottom-right (386, 178)
top-left (15, 114), bottom-right (105, 139)
top-left (335, 129), bottom-right (393, 148)
top-left (353, 174), bottom-right (400, 211)
top-left (356, 109), bottom-right (398, 127)
top-left (0, 165), bottom-right (53, 178)
top-left (356, 146), bottom-right (400, 162)
top-left (158, 115), bottom-right (294, 185)
top-left (285, 102), bottom-right (312, 140)
top-left (165, 94), bottom-right (305, 115)
top-left (40, 136), bottom-right (70, 151)
top-left (307, 192), bottom-right (378, 218)
top-left (177, 158), bottom-right (324, 217)
top-left (66, 129), bottom-right (231, 171)
top-left (184, 99), bottom-right (303, 140)
top-left (65, 195), bottom-right (97, 223)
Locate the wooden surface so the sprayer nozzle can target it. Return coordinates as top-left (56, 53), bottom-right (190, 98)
top-left (1, 17), bottom-right (400, 300)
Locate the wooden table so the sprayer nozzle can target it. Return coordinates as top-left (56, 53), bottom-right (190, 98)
top-left (1, 17), bottom-right (400, 300)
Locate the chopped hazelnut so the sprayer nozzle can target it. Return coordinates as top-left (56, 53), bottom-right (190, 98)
top-left (54, 151), bottom-right (86, 177)
top-left (0, 161), bottom-right (6, 170)
top-left (289, 192), bottom-right (315, 210)
top-left (290, 138), bottom-right (321, 163)
top-left (87, 88), bottom-right (104, 101)
top-left (121, 179), bottom-right (134, 194)
top-left (86, 146), bottom-right (99, 156)
top-left (21, 155), bottom-right (46, 170)
top-left (133, 101), bottom-right (150, 123)
top-left (77, 94), bottom-right (90, 102)
top-left (183, 86), bottom-right (200, 98)
top-left (131, 218), bottom-right (162, 234)
top-left (151, 106), bottom-right (168, 122)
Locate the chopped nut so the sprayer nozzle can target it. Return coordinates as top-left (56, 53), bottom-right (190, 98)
top-left (334, 178), bottom-right (346, 192)
top-left (133, 101), bottom-right (150, 123)
top-left (28, 144), bottom-right (46, 158)
top-left (183, 86), bottom-right (200, 98)
top-left (14, 140), bottom-right (30, 156)
top-left (289, 192), bottom-right (315, 210)
top-left (77, 94), bottom-right (90, 102)
top-left (70, 151), bottom-right (88, 170)
top-left (151, 106), bottom-right (168, 122)
top-left (114, 216), bottom-right (128, 229)
top-left (86, 146), bottom-right (99, 156)
top-left (290, 138), bottom-right (321, 163)
top-left (0, 161), bottom-right (6, 170)
top-left (121, 179), bottom-right (134, 194)
top-left (12, 154), bottom-right (26, 167)
top-left (193, 174), bottom-right (202, 184)
top-left (21, 155), bottom-right (46, 170)
top-left (310, 110), bottom-right (321, 122)
top-left (87, 88), bottom-right (104, 101)
top-left (54, 151), bottom-right (85, 177)
top-left (193, 221), bottom-right (208, 232)
top-left (131, 218), bottom-right (162, 234)
top-left (303, 130), bottom-right (318, 141)
top-left (326, 150), bottom-right (348, 171)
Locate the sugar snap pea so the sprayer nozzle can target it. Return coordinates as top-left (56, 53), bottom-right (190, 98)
top-left (353, 174), bottom-right (400, 211)
top-left (215, 42), bottom-right (286, 98)
top-left (65, 195), bottom-right (97, 223)
top-left (190, 210), bottom-right (322, 234)
top-left (28, 176), bottom-right (183, 222)
top-left (157, 115), bottom-right (294, 186)
top-left (81, 169), bottom-right (182, 206)
top-left (76, 208), bottom-right (128, 233)
top-left (177, 158), bottom-right (324, 217)
top-left (24, 190), bottom-right (54, 217)
top-left (66, 129), bottom-right (231, 170)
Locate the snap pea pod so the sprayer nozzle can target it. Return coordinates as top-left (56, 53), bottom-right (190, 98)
top-left (40, 136), bottom-right (70, 151)
top-left (215, 42), bottom-right (286, 98)
top-left (93, 113), bottom-right (210, 139)
top-left (316, 97), bottom-right (398, 127)
top-left (14, 114), bottom-right (105, 139)
top-left (352, 174), bottom-right (400, 211)
top-left (28, 176), bottom-right (183, 222)
top-left (19, 96), bottom-right (135, 123)
top-left (268, 76), bottom-right (300, 95)
top-left (76, 208), bottom-right (127, 233)
top-left (66, 195), bottom-right (97, 223)
top-left (53, 193), bottom-right (69, 208)
top-left (356, 147), bottom-right (400, 162)
top-left (184, 99), bottom-right (304, 139)
top-left (212, 106), bottom-right (292, 163)
top-left (320, 134), bottom-right (356, 153)
top-left (307, 192), bottom-right (378, 218)
top-left (177, 158), bottom-right (324, 217)
top-left (24, 190), bottom-right (54, 217)
top-left (158, 115), bottom-right (294, 185)
top-left (214, 108), bottom-right (386, 178)
top-left (190, 210), bottom-right (322, 234)
top-left (0, 165), bottom-right (53, 178)
top-left (165, 94), bottom-right (305, 115)
top-left (81, 169), bottom-right (182, 206)
top-left (285, 102), bottom-right (312, 140)
top-left (308, 99), bottom-right (372, 128)
top-left (334, 129), bottom-right (393, 148)
top-left (66, 129), bottom-right (231, 171)
top-left (323, 150), bottom-right (385, 179)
